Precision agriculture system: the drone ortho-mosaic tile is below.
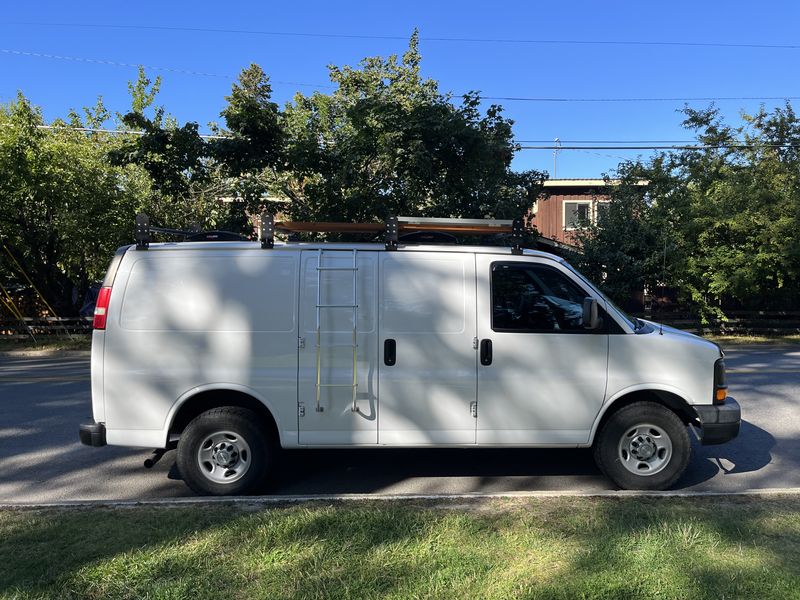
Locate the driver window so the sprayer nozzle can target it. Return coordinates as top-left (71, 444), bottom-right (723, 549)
top-left (491, 262), bottom-right (589, 333)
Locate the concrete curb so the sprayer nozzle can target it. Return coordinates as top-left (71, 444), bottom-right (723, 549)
top-left (4, 488), bottom-right (800, 510)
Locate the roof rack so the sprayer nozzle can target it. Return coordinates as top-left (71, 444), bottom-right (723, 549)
top-left (135, 213), bottom-right (529, 255)
top-left (135, 213), bottom-right (249, 250)
top-left (270, 215), bottom-right (528, 254)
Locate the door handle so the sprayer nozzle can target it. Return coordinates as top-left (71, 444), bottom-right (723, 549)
top-left (480, 339), bottom-right (492, 366)
top-left (384, 338), bottom-right (396, 366)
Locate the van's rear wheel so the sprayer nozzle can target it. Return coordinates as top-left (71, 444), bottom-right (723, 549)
top-left (177, 407), bottom-right (273, 496)
top-left (594, 401), bottom-right (690, 490)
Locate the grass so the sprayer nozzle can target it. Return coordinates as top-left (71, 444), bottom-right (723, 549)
top-left (2, 496), bottom-right (800, 599)
top-left (703, 333), bottom-right (800, 346)
top-left (0, 335), bottom-right (91, 353)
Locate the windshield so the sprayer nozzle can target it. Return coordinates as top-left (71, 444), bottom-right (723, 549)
top-left (558, 260), bottom-right (638, 330)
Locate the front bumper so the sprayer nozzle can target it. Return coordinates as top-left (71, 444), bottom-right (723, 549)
top-left (79, 419), bottom-right (107, 447)
top-left (694, 397), bottom-right (741, 445)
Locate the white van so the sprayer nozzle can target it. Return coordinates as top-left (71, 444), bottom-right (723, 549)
top-left (80, 216), bottom-right (740, 495)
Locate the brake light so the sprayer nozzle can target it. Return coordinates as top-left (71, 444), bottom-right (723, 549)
top-left (93, 287), bottom-right (112, 330)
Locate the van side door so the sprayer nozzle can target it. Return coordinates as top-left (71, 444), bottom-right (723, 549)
top-left (378, 252), bottom-right (478, 445)
top-left (475, 255), bottom-right (608, 444)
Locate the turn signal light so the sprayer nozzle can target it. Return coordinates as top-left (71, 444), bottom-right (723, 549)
top-left (715, 388), bottom-right (727, 403)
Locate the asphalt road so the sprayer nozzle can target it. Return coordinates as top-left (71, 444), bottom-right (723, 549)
top-left (0, 347), bottom-right (798, 503)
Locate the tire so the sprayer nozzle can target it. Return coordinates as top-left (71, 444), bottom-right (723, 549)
top-left (593, 401), bottom-right (690, 490)
top-left (177, 407), bottom-right (274, 496)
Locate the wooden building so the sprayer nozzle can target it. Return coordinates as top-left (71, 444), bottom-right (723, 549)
top-left (531, 179), bottom-right (615, 246)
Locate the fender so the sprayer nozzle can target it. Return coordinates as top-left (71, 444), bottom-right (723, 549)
top-left (160, 382), bottom-right (283, 447)
top-left (587, 383), bottom-right (696, 445)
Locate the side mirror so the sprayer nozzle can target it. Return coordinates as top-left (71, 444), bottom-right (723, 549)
top-left (582, 297), bottom-right (602, 330)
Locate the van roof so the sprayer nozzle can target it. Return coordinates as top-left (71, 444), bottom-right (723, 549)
top-left (137, 241), bottom-right (565, 263)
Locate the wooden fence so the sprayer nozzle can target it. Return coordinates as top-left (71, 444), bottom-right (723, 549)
top-left (0, 317), bottom-right (93, 338)
top-left (634, 310), bottom-right (800, 336)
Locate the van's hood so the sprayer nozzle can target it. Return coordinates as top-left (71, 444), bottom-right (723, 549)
top-left (640, 319), bottom-right (724, 357)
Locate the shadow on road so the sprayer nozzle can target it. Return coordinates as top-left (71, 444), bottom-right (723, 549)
top-left (677, 420), bottom-right (774, 489)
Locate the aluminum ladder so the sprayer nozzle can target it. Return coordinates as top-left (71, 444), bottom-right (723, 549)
top-left (315, 249), bottom-right (359, 413)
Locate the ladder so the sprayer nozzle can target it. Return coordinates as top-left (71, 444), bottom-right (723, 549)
top-left (315, 249), bottom-right (359, 413)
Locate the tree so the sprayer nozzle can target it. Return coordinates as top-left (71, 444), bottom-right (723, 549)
top-left (575, 103), bottom-right (800, 318)
top-left (210, 64), bottom-right (284, 229)
top-left (276, 31), bottom-right (545, 223)
top-left (0, 93), bottom-right (152, 313)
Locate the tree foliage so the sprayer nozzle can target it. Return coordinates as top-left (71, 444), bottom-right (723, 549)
top-left (0, 94), bottom-right (152, 313)
top-left (278, 31), bottom-right (545, 222)
top-left (575, 104), bottom-right (800, 318)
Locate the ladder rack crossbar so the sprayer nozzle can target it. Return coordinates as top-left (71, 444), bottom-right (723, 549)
top-left (276, 218), bottom-right (521, 236)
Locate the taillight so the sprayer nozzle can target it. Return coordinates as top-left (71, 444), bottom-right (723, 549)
top-left (93, 287), bottom-right (112, 330)
top-left (713, 358), bottom-right (727, 404)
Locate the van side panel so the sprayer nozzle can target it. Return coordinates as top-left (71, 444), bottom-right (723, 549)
top-left (103, 250), bottom-right (299, 447)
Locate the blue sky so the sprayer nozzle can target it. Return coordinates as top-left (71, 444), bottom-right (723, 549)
top-left (2, 0), bottom-right (799, 178)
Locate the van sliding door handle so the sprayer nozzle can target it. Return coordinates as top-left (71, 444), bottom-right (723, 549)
top-left (384, 338), bottom-right (396, 366)
top-left (480, 339), bottom-right (493, 366)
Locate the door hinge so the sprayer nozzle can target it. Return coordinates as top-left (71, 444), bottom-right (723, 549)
top-left (298, 337), bottom-right (305, 349)
top-left (298, 403), bottom-right (306, 417)
top-left (470, 401), bottom-right (478, 418)
top-left (472, 336), bottom-right (478, 350)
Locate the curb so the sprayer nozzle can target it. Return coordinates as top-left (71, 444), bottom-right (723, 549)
top-left (4, 488), bottom-right (800, 510)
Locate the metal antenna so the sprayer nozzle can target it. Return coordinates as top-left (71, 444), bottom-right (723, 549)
top-left (553, 137), bottom-right (561, 178)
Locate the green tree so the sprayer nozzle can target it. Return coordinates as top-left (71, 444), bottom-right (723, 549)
top-left (276, 31), bottom-right (545, 223)
top-left (210, 63), bottom-right (284, 230)
top-left (576, 103), bottom-right (800, 318)
top-left (0, 93), bottom-right (152, 314)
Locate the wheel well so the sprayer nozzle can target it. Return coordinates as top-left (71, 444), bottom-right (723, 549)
top-left (169, 389), bottom-right (279, 444)
top-left (594, 390), bottom-right (698, 441)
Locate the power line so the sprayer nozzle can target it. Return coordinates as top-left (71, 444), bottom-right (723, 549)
top-left (518, 144), bottom-right (800, 150)
top-left (0, 49), bottom-right (333, 89)
top-left (4, 47), bottom-right (799, 104)
top-left (5, 22), bottom-right (800, 51)
top-left (18, 125), bottom-right (800, 151)
top-left (3, 124), bottom-right (227, 139)
top-left (517, 139), bottom-right (711, 143)
top-left (484, 95), bottom-right (800, 103)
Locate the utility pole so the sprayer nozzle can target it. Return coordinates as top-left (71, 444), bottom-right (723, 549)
top-left (553, 137), bottom-right (561, 178)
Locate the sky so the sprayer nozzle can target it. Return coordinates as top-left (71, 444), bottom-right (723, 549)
top-left (2, 0), bottom-right (800, 178)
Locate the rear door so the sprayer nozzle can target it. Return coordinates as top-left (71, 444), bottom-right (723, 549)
top-left (378, 252), bottom-right (477, 445)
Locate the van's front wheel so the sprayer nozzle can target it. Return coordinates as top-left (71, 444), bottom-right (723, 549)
top-left (177, 407), bottom-right (273, 496)
top-left (594, 402), bottom-right (690, 490)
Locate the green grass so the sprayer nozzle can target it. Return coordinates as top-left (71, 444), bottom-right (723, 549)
top-left (2, 496), bottom-right (800, 599)
top-left (703, 333), bottom-right (800, 346)
top-left (0, 335), bottom-right (91, 353)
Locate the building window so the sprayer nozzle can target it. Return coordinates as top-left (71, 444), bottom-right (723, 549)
top-left (564, 201), bottom-right (592, 230)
